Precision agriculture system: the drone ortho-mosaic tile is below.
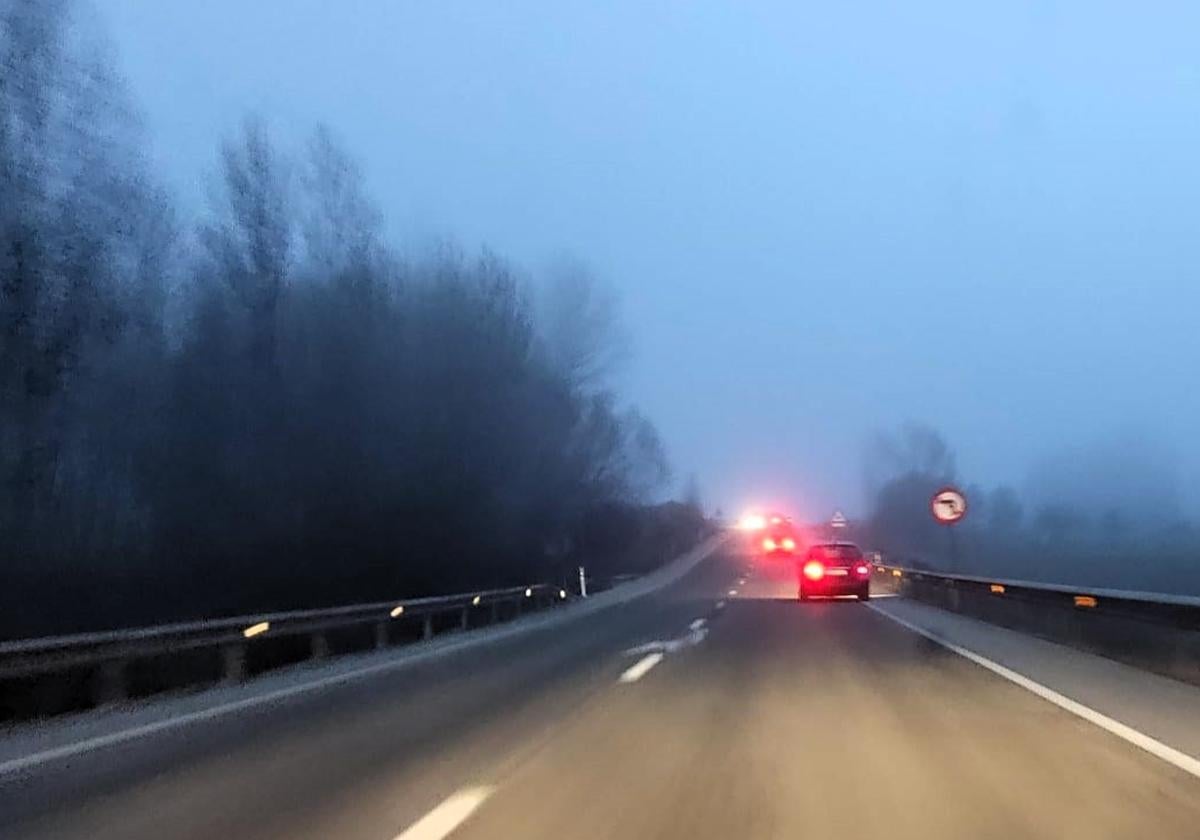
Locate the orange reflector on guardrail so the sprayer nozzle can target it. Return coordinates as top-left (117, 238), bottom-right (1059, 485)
top-left (242, 621), bottom-right (269, 639)
top-left (1074, 595), bottom-right (1098, 608)
top-left (990, 584), bottom-right (1005, 594)
top-left (892, 570), bottom-right (902, 577)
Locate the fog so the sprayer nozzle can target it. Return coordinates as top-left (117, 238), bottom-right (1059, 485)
top-left (5, 1), bottom-right (1200, 632)
top-left (94, 1), bottom-right (1200, 522)
top-left (1, 1), bottom-right (707, 636)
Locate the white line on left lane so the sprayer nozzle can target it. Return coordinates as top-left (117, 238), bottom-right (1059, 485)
top-left (619, 653), bottom-right (664, 683)
top-left (395, 786), bottom-right (495, 840)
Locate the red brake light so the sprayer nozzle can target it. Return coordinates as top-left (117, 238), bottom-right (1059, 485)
top-left (855, 564), bottom-right (870, 576)
top-left (781, 537), bottom-right (796, 551)
top-left (803, 560), bottom-right (825, 581)
top-left (762, 537), bottom-right (777, 551)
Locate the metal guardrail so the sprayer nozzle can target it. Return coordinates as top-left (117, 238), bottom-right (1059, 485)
top-left (0, 583), bottom-right (571, 720)
top-left (872, 562), bottom-right (1200, 617)
top-left (872, 561), bottom-right (1200, 685)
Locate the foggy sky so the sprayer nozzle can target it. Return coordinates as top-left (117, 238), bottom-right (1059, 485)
top-left (98, 0), bottom-right (1200, 520)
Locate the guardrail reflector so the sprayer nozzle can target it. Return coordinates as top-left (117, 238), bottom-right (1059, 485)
top-left (390, 605), bottom-right (405, 618)
top-left (242, 621), bottom-right (270, 639)
top-left (472, 595), bottom-right (481, 606)
top-left (1074, 595), bottom-right (1098, 608)
top-left (559, 589), bottom-right (567, 599)
top-left (525, 588), bottom-right (533, 597)
top-left (990, 584), bottom-right (1005, 594)
top-left (892, 569), bottom-right (902, 577)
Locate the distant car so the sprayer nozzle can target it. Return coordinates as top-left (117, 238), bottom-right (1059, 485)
top-left (764, 512), bottom-right (791, 528)
top-left (738, 510), bottom-right (792, 532)
top-left (798, 542), bottom-right (871, 601)
top-left (758, 525), bottom-right (798, 558)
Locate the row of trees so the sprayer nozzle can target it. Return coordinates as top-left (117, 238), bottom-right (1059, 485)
top-left (862, 423), bottom-right (1200, 593)
top-left (0, 1), bottom-right (688, 637)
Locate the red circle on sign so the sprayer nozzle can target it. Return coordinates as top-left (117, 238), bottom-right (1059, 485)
top-left (931, 486), bottom-right (967, 525)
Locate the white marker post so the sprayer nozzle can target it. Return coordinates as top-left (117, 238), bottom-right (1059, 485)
top-left (578, 565), bottom-right (588, 598)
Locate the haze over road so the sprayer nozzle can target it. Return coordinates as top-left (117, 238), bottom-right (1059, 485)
top-left (6, 541), bottom-right (1200, 840)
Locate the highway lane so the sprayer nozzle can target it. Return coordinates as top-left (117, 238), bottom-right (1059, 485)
top-left (456, 564), bottom-right (1200, 838)
top-left (7, 543), bottom-right (1200, 838)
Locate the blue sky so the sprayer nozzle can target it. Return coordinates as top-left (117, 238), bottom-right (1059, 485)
top-left (99, 0), bottom-right (1200, 519)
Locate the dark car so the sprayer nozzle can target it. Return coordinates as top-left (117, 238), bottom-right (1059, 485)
top-left (758, 525), bottom-right (798, 558)
top-left (798, 542), bottom-right (871, 601)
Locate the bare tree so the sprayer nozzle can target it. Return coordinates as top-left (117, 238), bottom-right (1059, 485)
top-left (0, 1), bottom-right (687, 637)
top-left (537, 256), bottom-right (629, 392)
top-left (201, 117), bottom-right (291, 374)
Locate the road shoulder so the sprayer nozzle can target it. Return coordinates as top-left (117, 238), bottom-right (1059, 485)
top-left (869, 597), bottom-right (1200, 767)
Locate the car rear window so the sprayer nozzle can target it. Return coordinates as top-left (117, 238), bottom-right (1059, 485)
top-left (808, 544), bottom-right (863, 561)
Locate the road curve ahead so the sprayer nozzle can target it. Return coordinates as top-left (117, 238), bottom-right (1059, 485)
top-left (5, 544), bottom-right (1200, 839)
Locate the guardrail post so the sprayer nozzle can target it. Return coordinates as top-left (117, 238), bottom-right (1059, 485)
top-left (373, 621), bottom-right (389, 649)
top-left (94, 660), bottom-right (127, 705)
top-left (310, 632), bottom-right (330, 660)
top-left (221, 644), bottom-right (246, 683)
top-left (423, 614), bottom-right (434, 640)
top-left (460, 607), bottom-right (470, 631)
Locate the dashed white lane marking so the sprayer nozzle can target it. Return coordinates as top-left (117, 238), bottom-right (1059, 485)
top-left (394, 786), bottom-right (495, 840)
top-left (689, 618), bottom-right (707, 631)
top-left (619, 653), bottom-right (664, 683)
top-left (866, 603), bottom-right (1200, 780)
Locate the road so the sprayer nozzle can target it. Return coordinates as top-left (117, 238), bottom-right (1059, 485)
top-left (4, 540), bottom-right (1200, 839)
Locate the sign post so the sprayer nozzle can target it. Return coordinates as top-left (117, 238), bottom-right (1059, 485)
top-left (930, 486), bottom-right (968, 571)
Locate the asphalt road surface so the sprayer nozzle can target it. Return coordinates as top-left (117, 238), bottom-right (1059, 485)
top-left (4, 541), bottom-right (1200, 839)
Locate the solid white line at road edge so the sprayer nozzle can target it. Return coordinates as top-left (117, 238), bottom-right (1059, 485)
top-left (0, 535), bottom-right (729, 778)
top-left (619, 653), bottom-right (664, 683)
top-left (865, 603), bottom-right (1200, 780)
top-left (394, 786), bottom-right (494, 840)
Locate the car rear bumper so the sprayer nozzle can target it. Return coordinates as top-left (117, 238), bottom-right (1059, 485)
top-left (799, 577), bottom-right (869, 598)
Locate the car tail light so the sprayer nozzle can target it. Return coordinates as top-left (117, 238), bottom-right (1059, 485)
top-left (781, 537), bottom-right (796, 551)
top-left (762, 537), bottom-right (777, 551)
top-left (803, 560), bottom-right (825, 581)
top-left (855, 564), bottom-right (870, 576)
